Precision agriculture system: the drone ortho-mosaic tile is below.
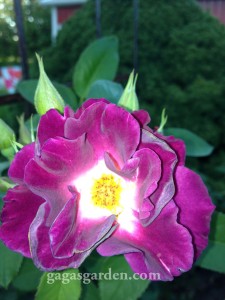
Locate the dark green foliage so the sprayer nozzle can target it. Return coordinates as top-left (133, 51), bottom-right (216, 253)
top-left (23, 2), bottom-right (51, 57)
top-left (0, 103), bottom-right (25, 130)
top-left (41, 0), bottom-right (224, 142)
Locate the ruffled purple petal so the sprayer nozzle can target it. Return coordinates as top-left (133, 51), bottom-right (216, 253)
top-left (24, 158), bottom-right (66, 191)
top-left (104, 147), bottom-right (161, 217)
top-left (37, 109), bottom-right (67, 147)
top-left (97, 201), bottom-right (194, 281)
top-left (37, 135), bottom-right (95, 180)
top-left (49, 196), bottom-right (117, 258)
top-left (49, 196), bottom-right (77, 258)
top-left (139, 129), bottom-right (177, 225)
top-left (24, 158), bottom-right (72, 222)
top-left (132, 110), bottom-right (151, 126)
top-left (174, 166), bottom-right (215, 258)
top-left (100, 104), bottom-right (140, 164)
top-left (74, 98), bottom-right (110, 119)
top-left (29, 202), bottom-right (88, 270)
top-left (65, 102), bottom-right (140, 165)
top-left (24, 134), bottom-right (96, 221)
top-left (64, 106), bottom-right (75, 118)
top-left (8, 143), bottom-right (35, 184)
top-left (29, 201), bottom-right (116, 271)
top-left (133, 148), bottom-right (161, 214)
top-left (156, 132), bottom-right (186, 166)
top-left (104, 152), bottom-right (139, 180)
top-left (105, 147), bottom-right (161, 219)
top-left (65, 101), bottom-right (108, 147)
top-left (0, 185), bottom-right (44, 257)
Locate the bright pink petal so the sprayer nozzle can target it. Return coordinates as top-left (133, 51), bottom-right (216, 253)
top-left (174, 166), bottom-right (215, 258)
top-left (37, 109), bottom-right (66, 147)
top-left (97, 201), bottom-right (194, 281)
top-left (49, 196), bottom-right (117, 258)
top-left (24, 135), bottom-right (95, 221)
top-left (66, 102), bottom-right (140, 165)
top-left (65, 101), bottom-right (108, 149)
top-left (24, 158), bottom-right (72, 222)
top-left (104, 146), bottom-right (161, 218)
top-left (74, 98), bottom-right (109, 119)
top-left (104, 152), bottom-right (139, 180)
top-left (156, 132), bottom-right (186, 166)
top-left (64, 106), bottom-right (75, 118)
top-left (0, 185), bottom-right (44, 257)
top-left (132, 110), bottom-right (151, 126)
top-left (133, 148), bottom-right (161, 214)
top-left (105, 148), bottom-right (161, 219)
top-left (100, 104), bottom-right (140, 164)
top-left (8, 143), bottom-right (35, 184)
top-left (37, 135), bottom-right (95, 180)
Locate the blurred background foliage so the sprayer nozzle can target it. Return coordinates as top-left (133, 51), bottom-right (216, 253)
top-left (0, 0), bottom-right (51, 65)
top-left (0, 0), bottom-right (50, 137)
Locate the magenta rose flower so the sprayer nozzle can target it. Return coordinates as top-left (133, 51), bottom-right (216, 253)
top-left (0, 99), bottom-right (215, 281)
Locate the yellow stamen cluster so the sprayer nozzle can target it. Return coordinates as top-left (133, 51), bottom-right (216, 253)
top-left (91, 174), bottom-right (122, 214)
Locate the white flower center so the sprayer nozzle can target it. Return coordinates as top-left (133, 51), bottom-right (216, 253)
top-left (73, 160), bottom-right (136, 232)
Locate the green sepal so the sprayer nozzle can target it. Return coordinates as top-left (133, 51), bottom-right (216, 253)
top-left (118, 71), bottom-right (139, 111)
top-left (34, 54), bottom-right (65, 115)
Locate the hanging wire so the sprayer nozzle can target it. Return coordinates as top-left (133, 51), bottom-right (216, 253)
top-left (13, 0), bottom-right (29, 79)
top-left (133, 0), bottom-right (139, 73)
top-left (95, 0), bottom-right (102, 38)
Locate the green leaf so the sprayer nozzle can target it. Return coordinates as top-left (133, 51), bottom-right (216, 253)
top-left (25, 114), bottom-right (40, 133)
top-left (197, 211), bottom-right (225, 273)
top-left (17, 80), bottom-right (77, 108)
top-left (12, 258), bottom-right (43, 292)
top-left (0, 177), bottom-right (15, 193)
top-left (87, 80), bottom-right (123, 104)
top-left (1, 147), bottom-right (15, 162)
top-left (17, 79), bottom-right (38, 104)
top-left (73, 36), bottom-right (119, 99)
top-left (53, 83), bottom-right (78, 109)
top-left (0, 192), bottom-right (4, 212)
top-left (0, 162), bottom-right (10, 176)
top-left (35, 269), bottom-right (81, 300)
top-left (99, 256), bottom-right (150, 300)
top-left (82, 251), bottom-right (106, 274)
top-left (0, 242), bottom-right (23, 288)
top-left (164, 128), bottom-right (214, 157)
top-left (83, 281), bottom-right (100, 300)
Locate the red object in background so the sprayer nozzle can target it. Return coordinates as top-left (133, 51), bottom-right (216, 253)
top-left (198, 0), bottom-right (225, 24)
top-left (1, 66), bottom-right (22, 94)
top-left (57, 5), bottom-right (82, 24)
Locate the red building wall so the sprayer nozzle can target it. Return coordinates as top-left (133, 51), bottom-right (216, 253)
top-left (57, 2), bottom-right (225, 27)
top-left (57, 5), bottom-right (82, 25)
